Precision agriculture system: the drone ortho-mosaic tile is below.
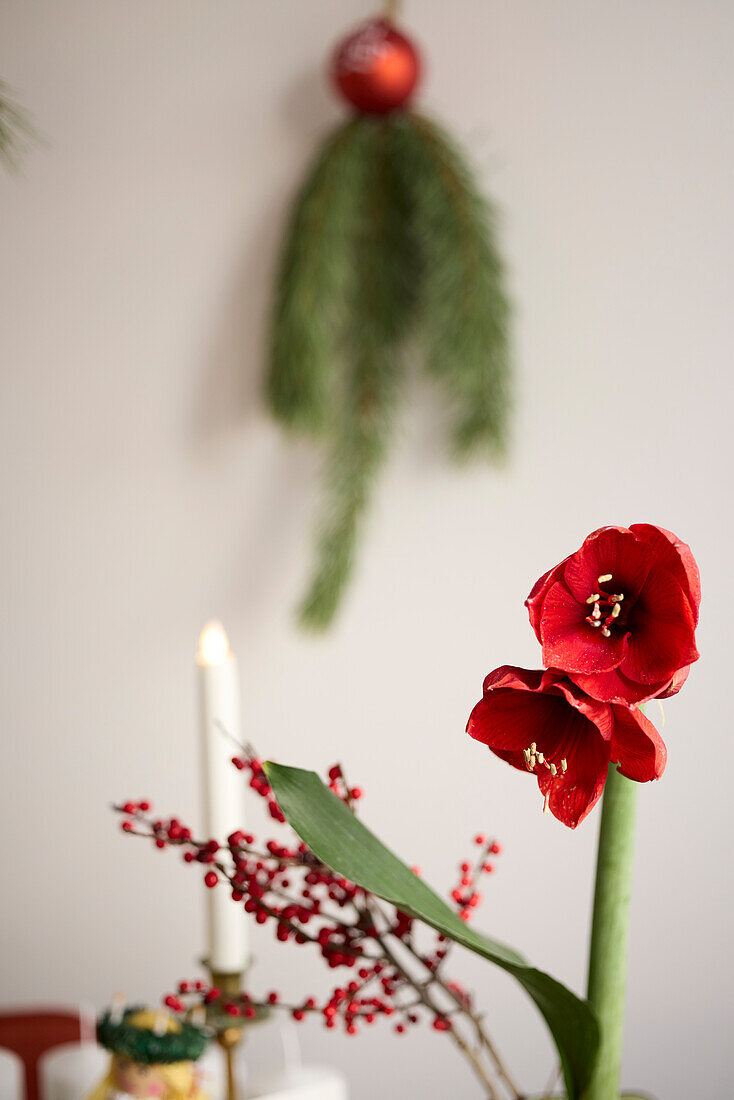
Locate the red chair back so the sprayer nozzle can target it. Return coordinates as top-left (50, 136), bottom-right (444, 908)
top-left (0, 1009), bottom-right (81, 1100)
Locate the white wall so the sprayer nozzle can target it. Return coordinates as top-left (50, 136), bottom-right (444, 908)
top-left (1, 2), bottom-right (731, 1097)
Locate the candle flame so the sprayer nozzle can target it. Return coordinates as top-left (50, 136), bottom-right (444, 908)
top-left (197, 621), bottom-right (231, 666)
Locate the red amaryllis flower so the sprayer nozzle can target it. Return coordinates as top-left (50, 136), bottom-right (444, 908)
top-left (525, 524), bottom-right (700, 704)
top-left (467, 667), bottom-right (666, 828)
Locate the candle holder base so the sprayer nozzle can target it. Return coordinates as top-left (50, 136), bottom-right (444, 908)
top-left (208, 967), bottom-right (245, 997)
top-left (216, 1025), bottom-right (244, 1100)
top-left (207, 965), bottom-right (245, 1100)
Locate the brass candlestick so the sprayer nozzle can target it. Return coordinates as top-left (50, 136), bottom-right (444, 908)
top-left (208, 968), bottom-right (245, 1100)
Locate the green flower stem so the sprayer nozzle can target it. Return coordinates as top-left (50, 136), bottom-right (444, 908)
top-left (583, 764), bottom-right (638, 1100)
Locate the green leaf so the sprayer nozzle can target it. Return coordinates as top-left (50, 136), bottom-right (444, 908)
top-left (265, 761), bottom-right (599, 1100)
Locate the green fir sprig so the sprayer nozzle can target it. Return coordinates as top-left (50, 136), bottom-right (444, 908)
top-left (268, 113), bottom-right (511, 630)
top-left (0, 81), bottom-right (35, 171)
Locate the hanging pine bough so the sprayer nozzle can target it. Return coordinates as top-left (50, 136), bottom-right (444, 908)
top-left (0, 81), bottom-right (35, 170)
top-left (268, 16), bottom-right (511, 630)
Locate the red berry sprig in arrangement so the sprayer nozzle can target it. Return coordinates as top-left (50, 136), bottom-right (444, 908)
top-left (114, 753), bottom-right (523, 1098)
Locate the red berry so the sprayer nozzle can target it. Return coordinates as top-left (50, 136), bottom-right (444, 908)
top-left (474, 834), bottom-right (486, 846)
top-left (489, 841), bottom-right (502, 855)
top-left (123, 801), bottom-right (137, 815)
top-left (483, 862), bottom-right (495, 874)
top-left (232, 757), bottom-right (246, 770)
top-left (268, 992), bottom-right (280, 1005)
top-left (350, 787), bottom-right (363, 800)
top-left (121, 820), bottom-right (133, 832)
top-left (328, 765), bottom-right (341, 781)
top-left (293, 1009), bottom-right (305, 1021)
top-left (395, 1023), bottom-right (405, 1034)
top-left (244, 1006), bottom-right (257, 1020)
top-left (225, 1004), bottom-right (240, 1017)
top-left (138, 800), bottom-right (151, 812)
top-left (155, 838), bottom-right (166, 849)
top-left (204, 871), bottom-right (218, 888)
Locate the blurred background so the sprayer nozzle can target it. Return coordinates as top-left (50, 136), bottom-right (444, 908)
top-left (0, 1), bottom-right (732, 1097)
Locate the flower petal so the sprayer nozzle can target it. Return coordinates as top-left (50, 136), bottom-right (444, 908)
top-left (610, 705), bottom-right (667, 782)
top-left (536, 734), bottom-right (609, 828)
top-left (563, 527), bottom-right (652, 604)
top-left (629, 524), bottom-right (701, 624)
top-left (467, 667), bottom-right (613, 828)
top-left (467, 688), bottom-right (576, 772)
top-left (569, 666), bottom-right (677, 705)
top-left (525, 558), bottom-right (569, 640)
top-left (540, 671), bottom-right (615, 738)
top-left (621, 567), bottom-right (699, 684)
top-left (481, 665), bottom-right (544, 695)
top-left (656, 665), bottom-right (690, 699)
top-left (540, 582), bottom-right (626, 673)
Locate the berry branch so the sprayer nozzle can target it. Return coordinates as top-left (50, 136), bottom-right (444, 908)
top-left (114, 750), bottom-right (533, 1099)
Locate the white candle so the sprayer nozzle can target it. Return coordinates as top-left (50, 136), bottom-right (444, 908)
top-left (196, 620), bottom-right (249, 975)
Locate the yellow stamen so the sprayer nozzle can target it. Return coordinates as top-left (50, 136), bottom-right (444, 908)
top-left (598, 573), bottom-right (613, 584)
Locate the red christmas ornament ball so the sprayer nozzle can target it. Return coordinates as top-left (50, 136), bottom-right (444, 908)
top-left (332, 19), bottom-right (421, 114)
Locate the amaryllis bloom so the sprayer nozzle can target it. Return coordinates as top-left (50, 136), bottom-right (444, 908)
top-left (525, 524), bottom-right (700, 704)
top-left (467, 666), bottom-right (666, 828)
